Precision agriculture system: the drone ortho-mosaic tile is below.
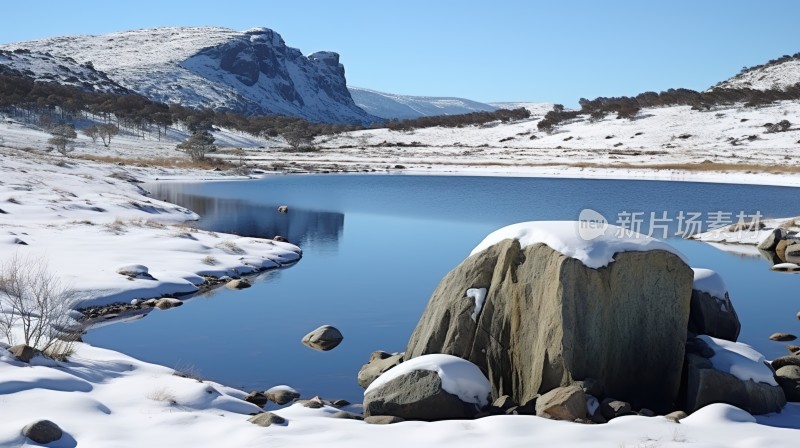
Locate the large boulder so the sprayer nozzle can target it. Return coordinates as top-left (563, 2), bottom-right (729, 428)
top-left (405, 230), bottom-right (693, 411)
top-left (688, 269), bottom-right (740, 341)
top-left (363, 354), bottom-right (489, 421)
top-left (684, 336), bottom-right (786, 414)
top-left (21, 420), bottom-right (63, 444)
top-left (301, 325), bottom-right (343, 351)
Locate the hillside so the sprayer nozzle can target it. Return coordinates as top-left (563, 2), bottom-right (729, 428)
top-left (0, 48), bottom-right (128, 94)
top-left (348, 86), bottom-right (497, 119)
top-left (713, 53), bottom-right (800, 91)
top-left (1, 27), bottom-right (376, 124)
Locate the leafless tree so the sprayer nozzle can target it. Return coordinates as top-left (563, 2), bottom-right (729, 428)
top-left (97, 123), bottom-right (119, 148)
top-left (0, 253), bottom-right (80, 356)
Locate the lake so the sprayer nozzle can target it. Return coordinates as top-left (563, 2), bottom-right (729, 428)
top-left (84, 174), bottom-right (800, 404)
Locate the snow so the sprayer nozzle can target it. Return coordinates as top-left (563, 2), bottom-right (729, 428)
top-left (692, 268), bottom-right (729, 300)
top-left (467, 288), bottom-right (487, 321)
top-left (266, 385), bottom-right (299, 394)
top-left (349, 86), bottom-right (498, 120)
top-left (364, 354), bottom-right (491, 408)
top-left (470, 221), bottom-right (686, 269)
top-left (698, 335), bottom-right (778, 386)
top-left (715, 57), bottom-right (800, 91)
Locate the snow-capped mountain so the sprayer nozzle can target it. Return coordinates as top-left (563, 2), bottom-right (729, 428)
top-left (0, 48), bottom-right (129, 94)
top-left (1, 27), bottom-right (376, 124)
top-left (348, 86), bottom-right (497, 119)
top-left (713, 53), bottom-right (800, 91)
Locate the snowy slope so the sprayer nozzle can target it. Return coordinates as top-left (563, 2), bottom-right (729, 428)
top-left (713, 54), bottom-right (800, 91)
top-left (0, 48), bottom-right (129, 94)
top-left (2, 27), bottom-right (376, 124)
top-left (348, 86), bottom-right (497, 119)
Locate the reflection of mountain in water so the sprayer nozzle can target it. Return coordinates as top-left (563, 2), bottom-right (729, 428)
top-left (149, 186), bottom-right (344, 251)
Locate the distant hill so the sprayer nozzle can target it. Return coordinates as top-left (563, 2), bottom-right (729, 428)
top-left (348, 86), bottom-right (497, 119)
top-left (1, 27), bottom-right (376, 124)
top-left (713, 52), bottom-right (800, 91)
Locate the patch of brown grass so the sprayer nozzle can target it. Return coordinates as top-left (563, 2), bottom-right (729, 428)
top-left (74, 154), bottom-right (235, 170)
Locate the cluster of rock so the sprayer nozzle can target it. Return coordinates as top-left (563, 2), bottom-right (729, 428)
top-left (758, 227), bottom-right (800, 270)
top-left (356, 226), bottom-right (794, 423)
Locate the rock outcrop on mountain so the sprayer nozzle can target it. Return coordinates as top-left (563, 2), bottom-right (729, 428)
top-left (1, 27), bottom-right (376, 124)
top-left (348, 86), bottom-right (497, 120)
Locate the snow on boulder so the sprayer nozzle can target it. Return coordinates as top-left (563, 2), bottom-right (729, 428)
top-left (684, 335), bottom-right (785, 414)
top-left (115, 264), bottom-right (154, 279)
top-left (406, 221), bottom-right (693, 412)
top-left (470, 221), bottom-right (686, 269)
top-left (688, 269), bottom-right (740, 341)
top-left (363, 354), bottom-right (490, 421)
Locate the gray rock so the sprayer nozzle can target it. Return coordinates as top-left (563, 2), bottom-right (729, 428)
top-left (639, 408), bottom-right (656, 417)
top-left (330, 411), bottom-right (364, 420)
top-left (492, 395), bottom-right (518, 411)
top-left (770, 332), bottom-right (797, 342)
top-left (277, 205), bottom-right (288, 213)
top-left (788, 345), bottom-right (800, 355)
top-left (301, 325), bottom-right (344, 351)
top-left (273, 235), bottom-right (288, 243)
top-left (247, 412), bottom-right (286, 427)
top-left (772, 355), bottom-right (800, 370)
top-left (685, 353), bottom-right (786, 414)
top-left (357, 352), bottom-right (403, 388)
top-left (535, 385), bottom-right (587, 421)
top-left (226, 278), bottom-right (251, 290)
top-left (363, 369), bottom-right (480, 421)
top-left (664, 410), bottom-right (688, 423)
top-left (687, 289), bottom-right (741, 341)
top-left (405, 239), bottom-right (693, 411)
top-left (757, 228), bottom-right (786, 251)
top-left (299, 396), bottom-right (325, 408)
top-left (600, 398), bottom-right (634, 420)
top-left (775, 365), bottom-right (800, 402)
top-left (8, 344), bottom-right (36, 363)
top-left (266, 389), bottom-right (300, 405)
top-left (21, 420), bottom-right (63, 444)
top-left (244, 391), bottom-right (268, 407)
top-left (364, 415), bottom-right (404, 425)
top-left (330, 399), bottom-right (350, 407)
top-left (155, 298), bottom-right (183, 310)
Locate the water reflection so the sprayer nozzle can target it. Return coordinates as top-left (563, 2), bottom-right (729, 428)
top-left (148, 183), bottom-right (344, 251)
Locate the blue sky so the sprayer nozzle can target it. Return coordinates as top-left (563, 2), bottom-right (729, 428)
top-left (2, 1), bottom-right (799, 105)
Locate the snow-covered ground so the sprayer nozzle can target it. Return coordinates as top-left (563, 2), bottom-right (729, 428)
top-left (348, 86), bottom-right (498, 119)
top-left (2, 107), bottom-right (800, 445)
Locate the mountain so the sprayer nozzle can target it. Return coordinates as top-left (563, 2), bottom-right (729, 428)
top-left (0, 48), bottom-right (129, 94)
top-left (348, 86), bottom-right (497, 119)
top-left (713, 52), bottom-right (800, 91)
top-left (1, 27), bottom-right (376, 124)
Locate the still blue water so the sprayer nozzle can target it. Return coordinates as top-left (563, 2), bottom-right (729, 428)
top-left (85, 175), bottom-right (800, 403)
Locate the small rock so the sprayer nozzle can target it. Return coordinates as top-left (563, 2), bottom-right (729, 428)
top-left (226, 278), bottom-right (251, 290)
top-left (535, 385), bottom-right (587, 421)
top-left (796, 311), bottom-right (800, 321)
top-left (358, 352), bottom-right (403, 388)
top-left (244, 391), bottom-right (268, 407)
top-left (155, 298), bottom-right (183, 310)
top-left (600, 398), bottom-right (634, 420)
top-left (331, 399), bottom-right (350, 407)
top-left (770, 263), bottom-right (800, 272)
top-left (8, 344), bottom-right (36, 363)
top-left (277, 205), bottom-right (288, 213)
top-left (788, 345), bottom-right (800, 355)
top-left (492, 395), bottom-right (518, 411)
top-left (266, 388), bottom-right (300, 405)
top-left (299, 396), bottom-right (325, 408)
top-left (773, 355), bottom-right (800, 370)
top-left (273, 235), bottom-right (288, 243)
top-left (116, 264), bottom-right (155, 280)
top-left (247, 412), bottom-right (286, 427)
top-left (639, 408), bottom-right (656, 417)
top-left (301, 325), bottom-right (344, 351)
top-left (770, 333), bottom-right (798, 342)
top-left (664, 410), bottom-right (688, 423)
top-left (364, 415), bottom-right (404, 425)
top-left (330, 411), bottom-right (364, 420)
top-left (21, 420), bottom-right (63, 444)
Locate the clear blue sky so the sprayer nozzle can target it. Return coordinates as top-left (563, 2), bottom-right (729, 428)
top-left (2, 1), bottom-right (799, 105)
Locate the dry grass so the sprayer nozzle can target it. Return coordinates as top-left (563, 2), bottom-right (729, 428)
top-left (74, 154), bottom-right (235, 170)
top-left (104, 218), bottom-right (127, 234)
top-left (202, 255), bottom-right (218, 266)
top-left (216, 240), bottom-right (245, 254)
top-left (147, 387), bottom-right (178, 405)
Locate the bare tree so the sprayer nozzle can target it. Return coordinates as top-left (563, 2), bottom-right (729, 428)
top-left (0, 254), bottom-right (79, 356)
top-left (97, 123), bottom-right (119, 148)
top-left (176, 130), bottom-right (216, 161)
top-left (48, 124), bottom-right (77, 156)
top-left (83, 125), bottom-right (100, 144)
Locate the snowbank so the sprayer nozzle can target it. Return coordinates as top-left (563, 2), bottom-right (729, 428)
top-left (470, 221), bottom-right (685, 269)
top-left (698, 335), bottom-right (778, 386)
top-left (692, 268), bottom-right (729, 299)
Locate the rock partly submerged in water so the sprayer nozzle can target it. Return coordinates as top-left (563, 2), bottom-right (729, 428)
top-left (301, 325), bottom-right (344, 351)
top-left (688, 268), bottom-right (741, 341)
